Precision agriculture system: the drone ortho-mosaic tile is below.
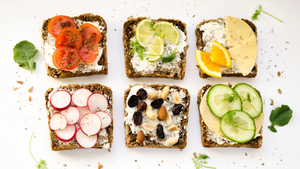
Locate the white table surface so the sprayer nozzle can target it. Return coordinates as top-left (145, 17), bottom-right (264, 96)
top-left (1, 0), bottom-right (299, 168)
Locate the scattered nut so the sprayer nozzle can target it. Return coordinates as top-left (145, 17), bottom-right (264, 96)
top-left (165, 110), bottom-right (172, 125)
top-left (172, 91), bottom-right (181, 104)
top-left (142, 123), bottom-right (155, 131)
top-left (168, 125), bottom-right (178, 131)
top-left (28, 86), bottom-right (33, 93)
top-left (164, 137), bottom-right (178, 146)
top-left (146, 105), bottom-right (158, 120)
top-left (160, 86), bottom-right (170, 99)
top-left (28, 96), bottom-right (31, 102)
top-left (157, 106), bottom-right (167, 121)
top-left (137, 101), bottom-right (147, 111)
top-left (148, 91), bottom-right (159, 99)
top-left (98, 162), bottom-right (103, 169)
top-left (278, 89), bottom-right (282, 94)
top-left (270, 99), bottom-right (274, 105)
top-left (13, 87), bottom-right (18, 91)
top-left (137, 130), bottom-right (145, 144)
top-left (16, 81), bottom-right (23, 84)
top-left (136, 88), bottom-right (148, 100)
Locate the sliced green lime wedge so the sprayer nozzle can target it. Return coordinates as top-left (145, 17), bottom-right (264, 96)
top-left (153, 21), bottom-right (180, 45)
top-left (135, 19), bottom-right (154, 47)
top-left (147, 36), bottom-right (164, 62)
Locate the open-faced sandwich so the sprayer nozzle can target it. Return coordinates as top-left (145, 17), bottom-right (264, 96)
top-left (45, 83), bottom-right (113, 151)
top-left (124, 84), bottom-right (190, 148)
top-left (197, 82), bottom-right (263, 148)
top-left (42, 13), bottom-right (107, 78)
top-left (123, 17), bottom-right (188, 79)
top-left (195, 16), bottom-right (258, 78)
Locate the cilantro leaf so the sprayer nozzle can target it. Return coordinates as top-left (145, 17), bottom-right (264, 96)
top-left (162, 48), bottom-right (177, 63)
top-left (29, 132), bottom-right (48, 169)
top-left (268, 105), bottom-right (293, 133)
top-left (192, 153), bottom-right (216, 169)
top-left (251, 5), bottom-right (283, 23)
top-left (130, 40), bottom-right (145, 60)
top-left (13, 40), bottom-right (39, 74)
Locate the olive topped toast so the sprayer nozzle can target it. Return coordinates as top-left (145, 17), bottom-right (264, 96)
top-left (124, 84), bottom-right (190, 148)
top-left (197, 82), bottom-right (263, 148)
top-left (42, 13), bottom-right (108, 78)
top-left (123, 17), bottom-right (188, 79)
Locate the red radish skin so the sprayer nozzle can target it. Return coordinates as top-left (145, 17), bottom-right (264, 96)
top-left (49, 113), bottom-right (67, 130)
top-left (50, 90), bottom-right (71, 111)
top-left (95, 111), bottom-right (112, 129)
top-left (77, 107), bottom-right (92, 121)
top-left (80, 113), bottom-right (102, 136)
top-left (61, 106), bottom-right (80, 125)
top-left (76, 129), bottom-right (97, 148)
top-left (88, 93), bottom-right (108, 113)
top-left (72, 89), bottom-right (92, 107)
top-left (55, 124), bottom-right (77, 142)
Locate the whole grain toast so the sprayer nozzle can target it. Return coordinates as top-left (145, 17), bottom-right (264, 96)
top-left (124, 84), bottom-right (190, 148)
top-left (195, 18), bottom-right (258, 78)
top-left (123, 17), bottom-right (188, 79)
top-left (42, 13), bottom-right (108, 78)
top-left (45, 83), bottom-right (113, 151)
top-left (197, 84), bottom-right (263, 148)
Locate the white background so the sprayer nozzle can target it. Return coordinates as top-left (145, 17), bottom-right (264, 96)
top-left (1, 0), bottom-right (299, 168)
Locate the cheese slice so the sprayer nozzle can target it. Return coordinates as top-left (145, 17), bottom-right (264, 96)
top-left (225, 16), bottom-right (255, 47)
top-left (228, 35), bottom-right (257, 76)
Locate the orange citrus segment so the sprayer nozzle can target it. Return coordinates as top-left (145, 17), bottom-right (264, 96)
top-left (211, 40), bottom-right (232, 68)
top-left (195, 50), bottom-right (222, 78)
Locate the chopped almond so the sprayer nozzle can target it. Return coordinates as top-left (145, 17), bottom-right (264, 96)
top-left (98, 162), bottom-right (103, 169)
top-left (28, 96), bottom-right (32, 102)
top-left (28, 86), bottom-right (33, 93)
top-left (16, 81), bottom-right (23, 84)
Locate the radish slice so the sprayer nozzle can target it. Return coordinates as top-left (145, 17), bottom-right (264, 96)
top-left (77, 107), bottom-right (92, 121)
top-left (76, 129), bottom-right (97, 148)
top-left (49, 113), bottom-right (67, 130)
top-left (55, 124), bottom-right (77, 142)
top-left (50, 90), bottom-right (71, 111)
top-left (95, 111), bottom-right (112, 129)
top-left (72, 89), bottom-right (92, 107)
top-left (61, 106), bottom-right (80, 125)
top-left (88, 93), bottom-right (108, 113)
top-left (80, 113), bottom-right (102, 136)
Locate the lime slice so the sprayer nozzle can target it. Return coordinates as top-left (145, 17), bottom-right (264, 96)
top-left (153, 21), bottom-right (180, 45)
top-left (135, 19), bottom-right (154, 47)
top-left (147, 36), bottom-right (164, 62)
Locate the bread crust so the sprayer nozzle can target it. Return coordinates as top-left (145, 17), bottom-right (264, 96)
top-left (197, 84), bottom-right (263, 148)
top-left (123, 17), bottom-right (188, 79)
top-left (195, 18), bottom-right (258, 78)
top-left (45, 83), bottom-right (113, 151)
top-left (42, 13), bottom-right (108, 78)
top-left (124, 84), bottom-right (190, 148)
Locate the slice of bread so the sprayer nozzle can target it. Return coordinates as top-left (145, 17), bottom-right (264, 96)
top-left (195, 18), bottom-right (258, 78)
top-left (123, 17), bottom-right (188, 79)
top-left (45, 83), bottom-right (113, 151)
top-left (124, 84), bottom-right (190, 148)
top-left (197, 84), bottom-right (263, 148)
top-left (42, 13), bottom-right (108, 78)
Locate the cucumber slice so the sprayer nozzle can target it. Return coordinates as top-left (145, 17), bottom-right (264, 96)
top-left (206, 84), bottom-right (242, 118)
top-left (233, 83), bottom-right (263, 118)
top-left (220, 110), bottom-right (256, 143)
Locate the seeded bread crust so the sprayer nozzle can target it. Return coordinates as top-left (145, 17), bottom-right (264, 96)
top-left (123, 17), bottom-right (188, 79)
top-left (195, 18), bottom-right (258, 78)
top-left (42, 13), bottom-right (108, 78)
top-left (124, 84), bottom-right (190, 148)
top-left (45, 83), bottom-right (113, 151)
top-left (197, 84), bottom-right (263, 148)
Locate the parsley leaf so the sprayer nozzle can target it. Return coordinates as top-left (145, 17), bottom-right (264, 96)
top-left (192, 153), bottom-right (216, 169)
top-left (162, 48), bottom-right (177, 63)
top-left (222, 92), bottom-right (239, 103)
top-left (13, 40), bottom-right (39, 74)
top-left (252, 5), bottom-right (283, 23)
top-left (130, 40), bottom-right (145, 60)
top-left (29, 132), bottom-right (48, 169)
top-left (268, 105), bottom-right (293, 132)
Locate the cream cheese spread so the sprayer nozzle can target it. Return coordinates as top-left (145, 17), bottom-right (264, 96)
top-left (44, 19), bottom-right (105, 73)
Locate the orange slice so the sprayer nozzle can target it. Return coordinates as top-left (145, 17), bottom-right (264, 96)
top-left (211, 40), bottom-right (232, 68)
top-left (195, 50), bottom-right (222, 78)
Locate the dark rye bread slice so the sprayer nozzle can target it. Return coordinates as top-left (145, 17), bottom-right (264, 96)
top-left (42, 13), bottom-right (108, 78)
top-left (45, 83), bottom-right (113, 151)
top-left (197, 84), bottom-right (263, 148)
top-left (195, 18), bottom-right (258, 78)
top-left (123, 17), bottom-right (188, 79)
top-left (124, 84), bottom-right (190, 148)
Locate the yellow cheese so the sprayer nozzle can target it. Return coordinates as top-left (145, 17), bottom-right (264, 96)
top-left (228, 35), bottom-right (257, 76)
top-left (225, 16), bottom-right (255, 47)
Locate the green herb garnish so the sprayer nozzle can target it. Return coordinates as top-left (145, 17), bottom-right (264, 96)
top-left (222, 92), bottom-right (239, 103)
top-left (13, 40), bottom-right (39, 74)
top-left (239, 93), bottom-right (259, 116)
top-left (223, 111), bottom-right (254, 132)
top-left (29, 132), bottom-right (48, 169)
top-left (130, 40), bottom-right (145, 60)
top-left (252, 5), bottom-right (283, 23)
top-left (192, 153), bottom-right (216, 169)
top-left (268, 105), bottom-right (293, 132)
top-left (161, 48), bottom-right (177, 63)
